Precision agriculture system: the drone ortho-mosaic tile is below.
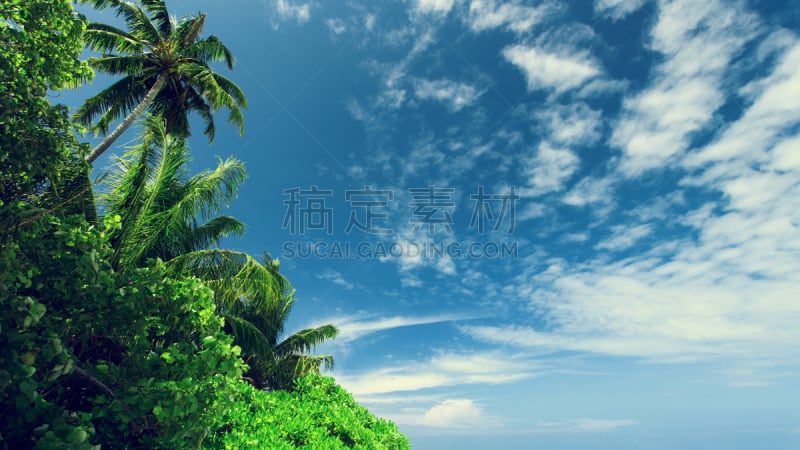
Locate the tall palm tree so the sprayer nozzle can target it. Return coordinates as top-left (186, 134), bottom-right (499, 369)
top-left (76, 0), bottom-right (246, 163)
top-left (100, 114), bottom-right (337, 390)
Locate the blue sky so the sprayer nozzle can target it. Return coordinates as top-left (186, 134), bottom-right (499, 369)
top-left (65, 0), bottom-right (800, 448)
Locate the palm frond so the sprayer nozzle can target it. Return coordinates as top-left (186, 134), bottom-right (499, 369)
top-left (275, 325), bottom-right (339, 358)
top-left (113, 1), bottom-right (162, 46)
top-left (84, 23), bottom-right (145, 54)
top-left (260, 355), bottom-right (335, 391)
top-left (74, 74), bottom-right (145, 133)
top-left (213, 73), bottom-right (248, 108)
top-left (223, 313), bottom-right (275, 359)
top-left (88, 54), bottom-right (149, 76)
top-left (177, 63), bottom-right (246, 136)
top-left (181, 215), bottom-right (246, 252)
top-left (173, 13), bottom-right (206, 49)
top-left (175, 156), bottom-right (246, 221)
top-left (140, 0), bottom-right (171, 38)
top-left (184, 87), bottom-right (215, 140)
top-left (77, 0), bottom-right (123, 9)
top-left (296, 354), bottom-right (335, 373)
top-left (166, 249), bottom-right (290, 315)
top-left (103, 115), bottom-right (187, 267)
top-left (184, 35), bottom-right (235, 68)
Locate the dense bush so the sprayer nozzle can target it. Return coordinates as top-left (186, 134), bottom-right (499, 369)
top-left (0, 212), bottom-right (247, 449)
top-left (0, 212), bottom-right (409, 449)
top-left (206, 374), bottom-right (410, 450)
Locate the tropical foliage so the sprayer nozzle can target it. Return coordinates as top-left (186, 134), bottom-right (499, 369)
top-left (1, 213), bottom-right (247, 448)
top-left (1, 0), bottom-right (407, 448)
top-left (96, 114), bottom-right (338, 390)
top-left (0, 0), bottom-right (91, 205)
top-left (75, 0), bottom-right (247, 163)
top-left (206, 374), bottom-right (410, 449)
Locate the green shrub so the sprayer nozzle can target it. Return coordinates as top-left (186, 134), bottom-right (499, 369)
top-left (0, 211), bottom-right (246, 449)
top-left (205, 374), bottom-right (409, 450)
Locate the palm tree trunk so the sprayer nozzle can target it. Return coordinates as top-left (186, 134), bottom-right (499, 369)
top-left (86, 71), bottom-right (168, 164)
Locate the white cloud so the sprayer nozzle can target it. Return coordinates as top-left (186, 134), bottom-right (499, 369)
top-left (562, 176), bottom-right (614, 207)
top-left (594, 0), bottom-right (648, 20)
top-left (463, 173), bottom-right (800, 368)
top-left (595, 223), bottom-right (653, 251)
top-left (368, 31), bottom-right (436, 110)
top-left (522, 142), bottom-right (580, 196)
top-left (467, 0), bottom-right (551, 33)
top-left (325, 18), bottom-right (347, 35)
top-left (503, 45), bottom-right (600, 93)
top-left (422, 399), bottom-right (483, 428)
top-left (272, 0), bottom-right (311, 24)
top-left (415, 0), bottom-right (455, 15)
top-left (611, 0), bottom-right (760, 175)
top-left (336, 351), bottom-right (542, 395)
top-left (317, 269), bottom-right (354, 290)
top-left (436, 254), bottom-right (457, 274)
top-left (312, 313), bottom-right (480, 344)
top-left (535, 102), bottom-right (603, 147)
top-left (685, 42), bottom-right (800, 169)
top-left (413, 78), bottom-right (482, 112)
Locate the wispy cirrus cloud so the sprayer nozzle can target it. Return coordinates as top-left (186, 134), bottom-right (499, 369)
top-left (594, 0), bottom-right (648, 20)
top-left (595, 223), bottom-right (653, 251)
top-left (308, 312), bottom-right (483, 344)
top-left (611, 0), bottom-right (761, 175)
top-left (336, 351), bottom-right (544, 396)
top-left (317, 269), bottom-right (355, 290)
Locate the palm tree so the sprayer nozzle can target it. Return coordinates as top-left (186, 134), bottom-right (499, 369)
top-left (76, 0), bottom-right (246, 163)
top-left (100, 114), bottom-right (337, 390)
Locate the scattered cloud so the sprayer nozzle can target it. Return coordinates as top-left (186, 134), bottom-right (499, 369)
top-left (594, 0), bottom-right (648, 20)
top-left (271, 0), bottom-right (312, 25)
top-left (503, 45), bottom-right (601, 93)
top-left (685, 42), bottom-right (800, 170)
top-left (562, 176), bottom-right (615, 208)
top-left (336, 351), bottom-right (542, 395)
top-left (521, 142), bottom-right (580, 196)
top-left (311, 312), bottom-right (482, 344)
top-left (534, 102), bottom-right (603, 147)
top-left (415, 0), bottom-right (455, 15)
top-left (421, 399), bottom-right (484, 427)
top-left (317, 269), bottom-right (354, 289)
top-left (611, 0), bottom-right (760, 175)
top-left (413, 78), bottom-right (482, 112)
top-left (325, 18), bottom-right (348, 35)
top-left (595, 223), bottom-right (653, 251)
top-left (466, 0), bottom-right (552, 33)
